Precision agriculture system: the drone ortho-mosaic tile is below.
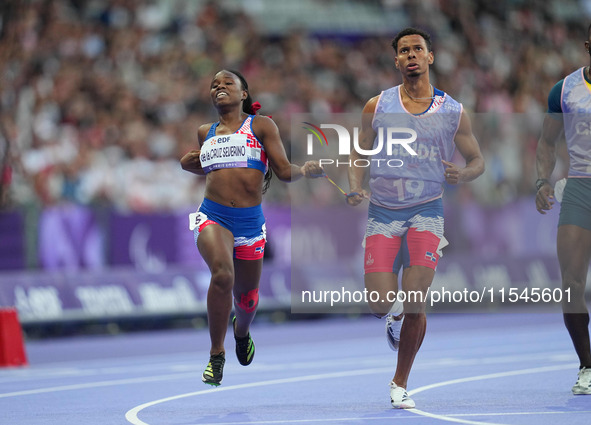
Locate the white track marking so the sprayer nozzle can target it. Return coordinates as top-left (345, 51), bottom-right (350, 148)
top-left (449, 410), bottom-right (591, 417)
top-left (0, 372), bottom-right (196, 399)
top-left (408, 363), bottom-right (576, 395)
top-left (125, 363), bottom-right (576, 425)
top-left (125, 367), bottom-right (393, 425)
top-left (0, 350), bottom-right (574, 386)
top-left (164, 417), bottom-right (423, 424)
top-left (159, 410), bottom-right (591, 425)
top-left (0, 351), bottom-right (577, 424)
top-left (407, 363), bottom-right (576, 425)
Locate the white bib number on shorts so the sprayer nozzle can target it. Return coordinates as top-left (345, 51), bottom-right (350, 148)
top-left (189, 211), bottom-right (207, 231)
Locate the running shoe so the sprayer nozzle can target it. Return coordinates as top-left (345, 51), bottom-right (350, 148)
top-left (572, 367), bottom-right (591, 394)
top-left (389, 381), bottom-right (415, 409)
top-left (202, 352), bottom-right (225, 386)
top-left (233, 316), bottom-right (255, 366)
top-left (386, 314), bottom-right (403, 351)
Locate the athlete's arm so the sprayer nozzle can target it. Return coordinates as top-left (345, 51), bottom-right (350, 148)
top-left (444, 110), bottom-right (485, 185)
top-left (180, 124), bottom-right (209, 175)
top-left (536, 116), bottom-right (563, 184)
top-left (536, 79), bottom-right (564, 185)
top-left (253, 115), bottom-right (322, 182)
top-left (347, 96), bottom-right (378, 205)
top-left (535, 115), bottom-right (564, 214)
top-left (535, 80), bottom-right (565, 214)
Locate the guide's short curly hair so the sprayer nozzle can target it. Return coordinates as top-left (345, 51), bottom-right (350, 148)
top-left (391, 27), bottom-right (432, 53)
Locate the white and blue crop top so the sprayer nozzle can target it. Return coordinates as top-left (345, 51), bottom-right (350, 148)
top-left (200, 115), bottom-right (268, 174)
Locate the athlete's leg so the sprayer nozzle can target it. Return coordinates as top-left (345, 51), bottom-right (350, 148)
top-left (233, 258), bottom-right (263, 337)
top-left (558, 224), bottom-right (591, 368)
top-left (363, 231), bottom-right (403, 316)
top-left (197, 224), bottom-right (235, 356)
top-left (391, 216), bottom-right (441, 389)
top-left (365, 272), bottom-right (399, 317)
top-left (392, 265), bottom-right (435, 389)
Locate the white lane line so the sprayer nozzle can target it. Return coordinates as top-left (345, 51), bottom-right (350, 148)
top-left (0, 373), bottom-right (196, 399)
top-left (125, 367), bottom-right (393, 425)
top-left (195, 410), bottom-right (591, 425)
top-left (406, 410), bottom-right (505, 425)
top-left (407, 363), bottom-right (577, 425)
top-left (125, 363), bottom-right (578, 425)
top-left (408, 363), bottom-right (575, 396)
top-left (124, 363), bottom-right (576, 425)
top-left (167, 417), bottom-right (423, 424)
top-left (449, 410), bottom-right (591, 417)
top-left (0, 350), bottom-right (574, 386)
top-left (0, 353), bottom-right (576, 424)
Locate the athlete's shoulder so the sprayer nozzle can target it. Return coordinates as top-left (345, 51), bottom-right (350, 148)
top-left (368, 93), bottom-right (382, 105)
top-left (379, 86), bottom-right (399, 99)
top-left (370, 87), bottom-right (396, 110)
top-left (198, 122), bottom-right (216, 143)
top-left (380, 85), bottom-right (400, 97)
top-left (250, 114), bottom-right (278, 138)
top-left (199, 122), bottom-right (215, 131)
top-left (251, 114), bottom-right (275, 129)
top-left (547, 79), bottom-right (565, 114)
top-left (362, 94), bottom-right (381, 114)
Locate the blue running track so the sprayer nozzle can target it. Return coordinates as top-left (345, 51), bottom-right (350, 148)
top-left (1, 313), bottom-right (589, 425)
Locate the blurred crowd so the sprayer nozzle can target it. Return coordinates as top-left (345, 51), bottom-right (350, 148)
top-left (0, 0), bottom-right (589, 212)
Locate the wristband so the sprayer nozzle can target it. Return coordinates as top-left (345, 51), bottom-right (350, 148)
top-left (535, 178), bottom-right (549, 191)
